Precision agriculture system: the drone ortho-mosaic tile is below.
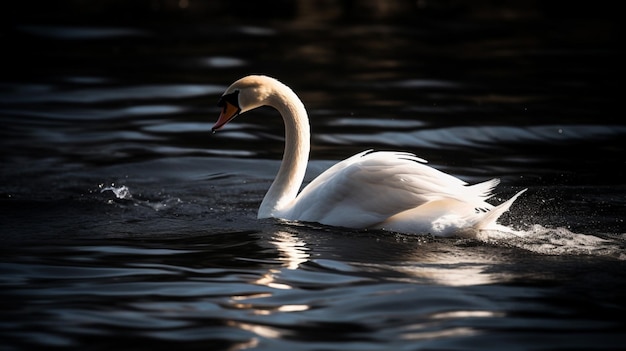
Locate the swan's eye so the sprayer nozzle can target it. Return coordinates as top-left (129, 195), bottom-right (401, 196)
top-left (217, 90), bottom-right (240, 108)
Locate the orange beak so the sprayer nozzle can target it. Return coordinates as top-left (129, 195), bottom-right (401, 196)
top-left (212, 101), bottom-right (241, 132)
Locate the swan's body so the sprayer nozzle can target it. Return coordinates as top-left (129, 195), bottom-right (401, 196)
top-left (213, 75), bottom-right (526, 237)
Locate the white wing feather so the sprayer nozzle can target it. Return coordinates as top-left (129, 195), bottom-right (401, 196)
top-left (279, 150), bottom-right (501, 228)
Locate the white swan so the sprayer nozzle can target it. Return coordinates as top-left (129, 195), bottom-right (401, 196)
top-left (212, 75), bottom-right (526, 237)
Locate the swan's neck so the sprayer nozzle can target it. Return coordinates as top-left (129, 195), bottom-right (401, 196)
top-left (258, 83), bottom-right (310, 218)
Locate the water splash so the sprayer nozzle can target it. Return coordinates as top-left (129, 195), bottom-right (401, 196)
top-left (480, 225), bottom-right (625, 260)
top-left (99, 184), bottom-right (181, 211)
top-left (100, 184), bottom-right (132, 200)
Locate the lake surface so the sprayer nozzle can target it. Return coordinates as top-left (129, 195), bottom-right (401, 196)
top-left (1, 2), bottom-right (625, 350)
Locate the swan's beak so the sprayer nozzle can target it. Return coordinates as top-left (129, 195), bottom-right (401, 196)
top-left (212, 101), bottom-right (241, 132)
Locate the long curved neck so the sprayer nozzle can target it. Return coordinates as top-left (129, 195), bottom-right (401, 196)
top-left (258, 82), bottom-right (310, 218)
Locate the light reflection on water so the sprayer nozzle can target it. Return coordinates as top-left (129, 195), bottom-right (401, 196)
top-left (318, 124), bottom-right (626, 149)
top-left (1, 225), bottom-right (625, 350)
top-left (0, 84), bottom-right (223, 104)
top-left (1, 7), bottom-right (625, 351)
top-left (17, 25), bottom-right (150, 40)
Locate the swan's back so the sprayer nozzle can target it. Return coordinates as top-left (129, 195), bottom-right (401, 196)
top-left (277, 150), bottom-right (517, 235)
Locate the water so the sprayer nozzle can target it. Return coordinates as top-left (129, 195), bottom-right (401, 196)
top-left (1, 2), bottom-right (625, 350)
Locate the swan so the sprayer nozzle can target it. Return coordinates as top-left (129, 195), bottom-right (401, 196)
top-left (212, 75), bottom-right (526, 237)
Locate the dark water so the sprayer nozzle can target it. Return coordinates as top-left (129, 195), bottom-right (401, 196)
top-left (1, 2), bottom-right (626, 350)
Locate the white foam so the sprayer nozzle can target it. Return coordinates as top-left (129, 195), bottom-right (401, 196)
top-left (481, 224), bottom-right (625, 259)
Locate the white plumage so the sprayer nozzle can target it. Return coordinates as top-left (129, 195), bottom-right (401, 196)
top-left (212, 75), bottom-right (526, 237)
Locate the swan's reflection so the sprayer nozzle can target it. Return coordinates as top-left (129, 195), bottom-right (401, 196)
top-left (254, 230), bottom-right (310, 290)
top-left (270, 231), bottom-right (310, 270)
top-left (359, 236), bottom-right (514, 286)
top-left (228, 230), bottom-right (310, 330)
top-left (367, 259), bottom-right (508, 286)
top-left (227, 229), bottom-right (519, 346)
top-left (255, 229), bottom-right (512, 287)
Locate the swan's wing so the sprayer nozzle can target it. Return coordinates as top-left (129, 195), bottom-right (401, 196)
top-left (283, 150), bottom-right (500, 227)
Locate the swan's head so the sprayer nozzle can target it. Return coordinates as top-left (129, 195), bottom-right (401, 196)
top-left (212, 75), bottom-right (277, 132)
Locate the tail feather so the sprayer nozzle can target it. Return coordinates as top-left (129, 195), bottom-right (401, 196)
top-left (467, 178), bottom-right (500, 200)
top-left (476, 188), bottom-right (527, 230)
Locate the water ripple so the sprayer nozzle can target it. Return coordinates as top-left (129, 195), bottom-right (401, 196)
top-left (0, 84), bottom-right (223, 104)
top-left (319, 124), bottom-right (626, 149)
top-left (17, 25), bottom-right (149, 40)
